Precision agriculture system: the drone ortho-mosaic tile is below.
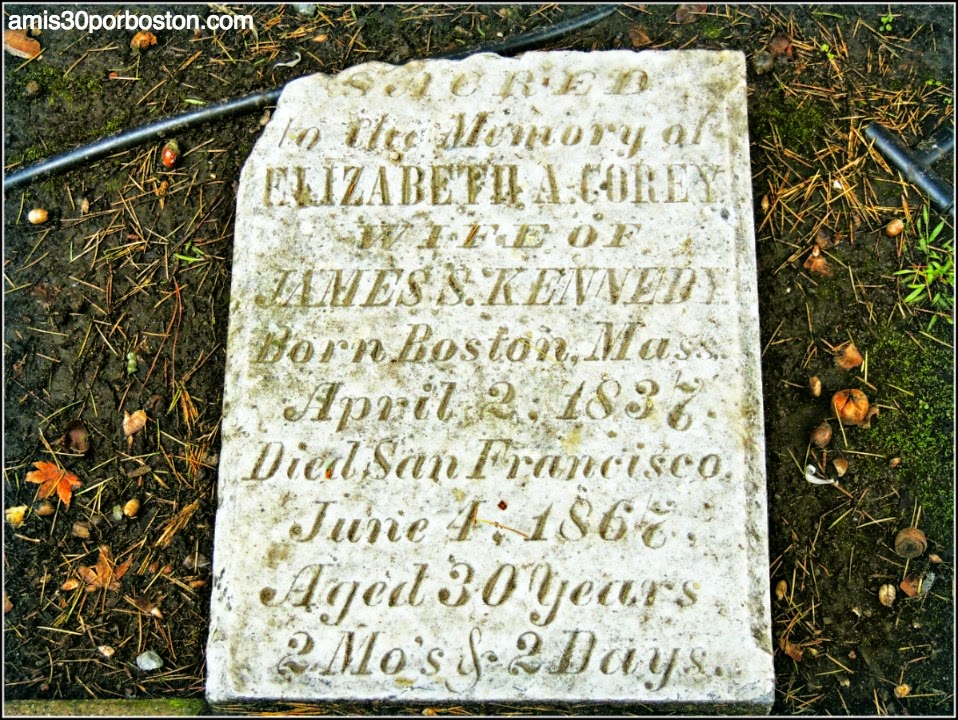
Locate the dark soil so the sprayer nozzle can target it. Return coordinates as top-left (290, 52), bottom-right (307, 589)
top-left (3, 4), bottom-right (954, 715)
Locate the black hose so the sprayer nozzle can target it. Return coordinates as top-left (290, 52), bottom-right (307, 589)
top-left (864, 123), bottom-right (955, 217)
top-left (3, 5), bottom-right (618, 192)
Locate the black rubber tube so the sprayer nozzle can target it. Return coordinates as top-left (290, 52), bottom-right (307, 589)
top-left (914, 124), bottom-right (955, 167)
top-left (864, 123), bottom-right (955, 217)
top-left (3, 5), bottom-right (618, 192)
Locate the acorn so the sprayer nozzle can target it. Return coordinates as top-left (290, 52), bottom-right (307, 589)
top-left (831, 388), bottom-right (876, 427)
top-left (878, 583), bottom-right (896, 607)
top-left (28, 208), bottom-right (49, 224)
top-left (894, 527), bottom-right (927, 559)
top-left (885, 218), bottom-right (904, 237)
top-left (160, 139), bottom-right (179, 169)
top-left (810, 421), bottom-right (832, 448)
top-left (809, 375), bottom-right (822, 398)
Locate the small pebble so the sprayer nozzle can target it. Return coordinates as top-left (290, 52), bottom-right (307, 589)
top-left (111, 505), bottom-right (124, 523)
top-left (136, 650), bottom-right (164, 671)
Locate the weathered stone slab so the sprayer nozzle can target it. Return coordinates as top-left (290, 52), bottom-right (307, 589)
top-left (208, 50), bottom-right (774, 710)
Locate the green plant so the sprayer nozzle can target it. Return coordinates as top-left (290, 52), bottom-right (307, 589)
top-left (880, 11), bottom-right (894, 33)
top-left (893, 205), bottom-right (954, 329)
top-left (819, 42), bottom-right (836, 60)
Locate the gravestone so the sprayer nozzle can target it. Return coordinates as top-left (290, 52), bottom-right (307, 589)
top-left (207, 50), bottom-right (774, 711)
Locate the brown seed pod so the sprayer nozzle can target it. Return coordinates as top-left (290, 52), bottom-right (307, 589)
top-left (35, 501), bottom-right (56, 517)
top-left (885, 218), bottom-right (904, 237)
top-left (809, 375), bottom-right (822, 398)
top-left (894, 527), bottom-right (927, 559)
top-left (810, 421), bottom-right (832, 448)
top-left (161, 139), bottom-right (179, 169)
top-left (831, 389), bottom-right (870, 426)
top-left (123, 498), bottom-right (141, 518)
top-left (878, 583), bottom-right (896, 607)
top-left (28, 208), bottom-right (49, 224)
top-left (832, 457), bottom-right (849, 477)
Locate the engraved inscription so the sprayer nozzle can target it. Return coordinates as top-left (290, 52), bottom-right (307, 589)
top-left (210, 51), bottom-right (773, 708)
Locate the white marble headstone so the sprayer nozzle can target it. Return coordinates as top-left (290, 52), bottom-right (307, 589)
top-left (207, 50), bottom-right (774, 711)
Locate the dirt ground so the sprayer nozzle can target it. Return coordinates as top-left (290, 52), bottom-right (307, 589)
top-left (3, 4), bottom-right (954, 715)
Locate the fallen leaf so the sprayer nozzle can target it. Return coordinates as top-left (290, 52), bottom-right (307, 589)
top-left (899, 575), bottom-right (920, 598)
top-left (130, 31), bottom-right (157, 51)
top-left (61, 578), bottom-right (81, 591)
top-left (62, 419), bottom-right (90, 454)
top-left (4, 29), bottom-right (42, 59)
top-left (25, 461), bottom-right (83, 509)
top-left (123, 409), bottom-right (148, 437)
top-left (77, 545), bottom-right (132, 592)
top-left (674, 4), bottom-right (707, 24)
top-left (779, 635), bottom-right (804, 662)
top-left (628, 26), bottom-right (651, 48)
top-left (775, 579), bottom-right (787, 602)
top-left (768, 33), bottom-right (793, 58)
top-left (803, 245), bottom-right (832, 276)
top-left (5, 505), bottom-right (28, 528)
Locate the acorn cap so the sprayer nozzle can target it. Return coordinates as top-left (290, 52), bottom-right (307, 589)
top-left (894, 527), bottom-right (927, 559)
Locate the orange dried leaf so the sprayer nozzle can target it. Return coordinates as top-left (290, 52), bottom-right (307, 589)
top-left (6, 505), bottom-right (28, 528)
top-left (803, 245), bottom-right (833, 277)
top-left (899, 576), bottom-right (920, 598)
top-left (4, 30), bottom-right (42, 60)
top-left (25, 461), bottom-right (82, 509)
top-left (779, 635), bottom-right (804, 662)
top-left (61, 578), bottom-right (81, 591)
top-left (78, 546), bottom-right (132, 592)
top-left (628, 26), bottom-right (651, 48)
top-left (130, 31), bottom-right (157, 50)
